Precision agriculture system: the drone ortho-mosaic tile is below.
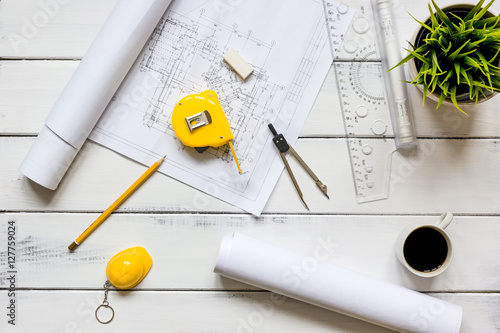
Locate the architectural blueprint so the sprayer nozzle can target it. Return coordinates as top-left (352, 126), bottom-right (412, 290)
top-left (89, 0), bottom-right (352, 215)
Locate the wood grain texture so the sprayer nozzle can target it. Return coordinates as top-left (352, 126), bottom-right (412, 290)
top-left (1, 138), bottom-right (499, 214)
top-left (1, 214), bottom-right (499, 291)
top-left (2, 0), bottom-right (496, 59)
top-left (1, 60), bottom-right (499, 137)
top-left (0, 0), bottom-right (118, 58)
top-left (0, 291), bottom-right (498, 332)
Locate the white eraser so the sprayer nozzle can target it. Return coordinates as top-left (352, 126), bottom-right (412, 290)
top-left (223, 48), bottom-right (253, 80)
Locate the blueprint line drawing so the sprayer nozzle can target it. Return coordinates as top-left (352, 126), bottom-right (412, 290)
top-left (138, 9), bottom-right (283, 170)
top-left (140, 10), bottom-right (280, 164)
top-left (89, 0), bottom-right (352, 215)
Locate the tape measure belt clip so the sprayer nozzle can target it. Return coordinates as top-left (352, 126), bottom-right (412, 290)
top-left (186, 110), bottom-right (213, 132)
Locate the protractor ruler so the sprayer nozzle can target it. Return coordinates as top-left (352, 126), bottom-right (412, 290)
top-left (323, 0), bottom-right (395, 203)
top-left (322, 0), bottom-right (356, 59)
top-left (334, 61), bottom-right (394, 202)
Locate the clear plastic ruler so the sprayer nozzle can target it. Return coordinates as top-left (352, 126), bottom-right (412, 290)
top-left (323, 0), bottom-right (356, 58)
top-left (323, 1), bottom-right (395, 203)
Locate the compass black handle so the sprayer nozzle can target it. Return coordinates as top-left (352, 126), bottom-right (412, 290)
top-left (268, 123), bottom-right (278, 136)
top-left (268, 123), bottom-right (289, 153)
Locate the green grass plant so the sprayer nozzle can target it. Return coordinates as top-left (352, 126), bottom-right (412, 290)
top-left (393, 0), bottom-right (500, 113)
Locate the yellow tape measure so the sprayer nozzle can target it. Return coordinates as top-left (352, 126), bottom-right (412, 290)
top-left (172, 90), bottom-right (241, 173)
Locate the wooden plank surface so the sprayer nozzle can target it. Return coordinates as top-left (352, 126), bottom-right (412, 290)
top-left (1, 137), bottom-right (499, 214)
top-left (0, 0), bottom-right (117, 58)
top-left (1, 0), bottom-right (499, 332)
top-left (0, 291), bottom-right (498, 332)
top-left (1, 60), bottom-right (500, 137)
top-left (1, 214), bottom-right (499, 291)
top-left (2, 0), bottom-right (494, 60)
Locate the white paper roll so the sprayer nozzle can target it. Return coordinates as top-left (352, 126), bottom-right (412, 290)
top-left (19, 0), bottom-right (172, 189)
top-left (214, 232), bottom-right (462, 333)
top-left (18, 125), bottom-right (78, 190)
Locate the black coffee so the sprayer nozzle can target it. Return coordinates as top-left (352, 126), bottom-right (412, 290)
top-left (403, 227), bottom-right (448, 272)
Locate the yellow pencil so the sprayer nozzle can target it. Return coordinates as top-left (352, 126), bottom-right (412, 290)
top-left (68, 156), bottom-right (165, 251)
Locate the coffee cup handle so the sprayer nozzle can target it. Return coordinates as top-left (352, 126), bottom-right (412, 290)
top-left (436, 212), bottom-right (453, 229)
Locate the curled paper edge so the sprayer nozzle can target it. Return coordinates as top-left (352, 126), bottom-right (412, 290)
top-left (19, 0), bottom-right (173, 190)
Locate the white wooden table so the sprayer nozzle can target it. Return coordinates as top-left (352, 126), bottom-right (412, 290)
top-left (1, 0), bottom-right (499, 332)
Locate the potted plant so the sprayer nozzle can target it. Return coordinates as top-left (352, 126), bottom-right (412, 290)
top-left (393, 0), bottom-right (500, 113)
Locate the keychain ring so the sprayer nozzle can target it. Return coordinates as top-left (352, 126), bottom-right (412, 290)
top-left (95, 303), bottom-right (115, 324)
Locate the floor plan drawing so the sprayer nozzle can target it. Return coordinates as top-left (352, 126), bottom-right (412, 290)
top-left (139, 9), bottom-right (282, 166)
top-left (89, 0), bottom-right (353, 214)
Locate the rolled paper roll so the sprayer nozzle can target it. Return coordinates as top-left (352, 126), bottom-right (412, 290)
top-left (19, 0), bottom-right (172, 189)
top-left (19, 125), bottom-right (78, 190)
top-left (214, 232), bottom-right (462, 333)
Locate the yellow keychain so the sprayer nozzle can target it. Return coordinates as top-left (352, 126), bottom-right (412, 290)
top-left (95, 247), bottom-right (153, 324)
top-left (171, 90), bottom-right (242, 173)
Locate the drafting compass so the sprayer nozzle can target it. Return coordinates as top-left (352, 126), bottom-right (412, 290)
top-left (268, 124), bottom-right (329, 210)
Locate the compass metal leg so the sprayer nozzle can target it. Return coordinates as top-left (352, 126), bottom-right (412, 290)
top-left (279, 153), bottom-right (310, 211)
top-left (288, 146), bottom-right (329, 199)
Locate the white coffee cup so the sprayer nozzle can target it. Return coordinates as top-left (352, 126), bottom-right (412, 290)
top-left (395, 212), bottom-right (454, 278)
